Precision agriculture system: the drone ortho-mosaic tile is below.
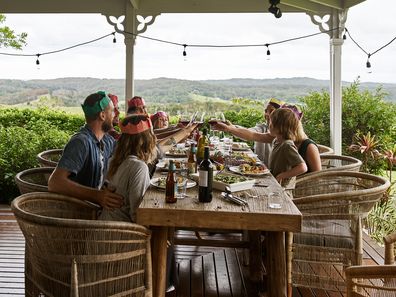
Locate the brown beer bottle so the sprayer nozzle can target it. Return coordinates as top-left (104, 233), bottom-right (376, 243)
top-left (165, 160), bottom-right (177, 203)
top-left (187, 144), bottom-right (197, 175)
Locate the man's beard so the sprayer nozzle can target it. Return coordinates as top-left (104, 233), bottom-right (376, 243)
top-left (102, 120), bottom-right (113, 133)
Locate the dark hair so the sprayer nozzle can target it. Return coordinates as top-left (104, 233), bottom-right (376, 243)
top-left (83, 93), bottom-right (105, 121)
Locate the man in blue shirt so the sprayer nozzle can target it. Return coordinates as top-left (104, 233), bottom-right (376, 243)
top-left (48, 91), bottom-right (123, 209)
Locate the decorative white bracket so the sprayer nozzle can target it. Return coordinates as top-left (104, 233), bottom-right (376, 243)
top-left (105, 13), bottom-right (159, 36)
top-left (306, 9), bottom-right (347, 38)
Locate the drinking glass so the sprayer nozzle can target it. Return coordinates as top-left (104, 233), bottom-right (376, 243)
top-left (268, 191), bottom-right (283, 209)
top-left (176, 163), bottom-right (188, 199)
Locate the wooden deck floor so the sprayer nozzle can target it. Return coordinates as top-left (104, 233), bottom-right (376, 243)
top-left (0, 204), bottom-right (385, 297)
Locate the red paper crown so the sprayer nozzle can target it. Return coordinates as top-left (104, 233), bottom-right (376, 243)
top-left (120, 114), bottom-right (152, 135)
top-left (127, 96), bottom-right (146, 108)
top-left (151, 111), bottom-right (168, 122)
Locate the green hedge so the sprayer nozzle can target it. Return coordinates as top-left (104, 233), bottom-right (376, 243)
top-left (0, 107), bottom-right (83, 202)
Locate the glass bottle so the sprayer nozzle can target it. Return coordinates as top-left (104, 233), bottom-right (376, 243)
top-left (165, 160), bottom-right (177, 203)
top-left (187, 144), bottom-right (197, 175)
top-left (198, 147), bottom-right (213, 203)
top-left (197, 128), bottom-right (209, 162)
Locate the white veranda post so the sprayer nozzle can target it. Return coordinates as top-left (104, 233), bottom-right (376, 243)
top-left (308, 10), bottom-right (347, 155)
top-left (105, 2), bottom-right (159, 113)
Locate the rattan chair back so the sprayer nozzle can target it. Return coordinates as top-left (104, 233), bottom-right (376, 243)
top-left (298, 154), bottom-right (362, 180)
top-left (317, 144), bottom-right (334, 155)
top-left (15, 167), bottom-right (54, 194)
top-left (346, 231), bottom-right (396, 296)
top-left (37, 149), bottom-right (63, 167)
top-left (291, 171), bottom-right (390, 292)
top-left (11, 192), bottom-right (152, 297)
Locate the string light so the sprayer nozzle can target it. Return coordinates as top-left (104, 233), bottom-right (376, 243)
top-left (182, 44), bottom-right (187, 57)
top-left (344, 28), bottom-right (396, 72)
top-left (266, 44), bottom-right (271, 56)
top-left (343, 29), bottom-right (347, 40)
top-left (0, 27), bottom-right (394, 72)
top-left (366, 54), bottom-right (371, 69)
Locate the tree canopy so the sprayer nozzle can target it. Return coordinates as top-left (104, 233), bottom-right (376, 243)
top-left (0, 14), bottom-right (27, 49)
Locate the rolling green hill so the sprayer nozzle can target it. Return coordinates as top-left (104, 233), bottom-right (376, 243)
top-left (0, 77), bottom-right (395, 106)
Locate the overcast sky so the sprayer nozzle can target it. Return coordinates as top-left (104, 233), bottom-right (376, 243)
top-left (1, 0), bottom-right (395, 83)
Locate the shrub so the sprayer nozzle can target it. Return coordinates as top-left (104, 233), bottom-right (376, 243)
top-left (300, 81), bottom-right (396, 153)
top-left (0, 107), bottom-right (81, 202)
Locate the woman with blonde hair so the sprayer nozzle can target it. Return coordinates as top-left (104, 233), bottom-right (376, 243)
top-left (99, 113), bottom-right (157, 222)
top-left (268, 108), bottom-right (307, 188)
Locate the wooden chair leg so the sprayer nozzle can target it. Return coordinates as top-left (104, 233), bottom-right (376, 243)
top-left (286, 232), bottom-right (293, 297)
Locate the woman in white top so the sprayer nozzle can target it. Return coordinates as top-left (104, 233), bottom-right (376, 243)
top-left (99, 114), bottom-right (157, 222)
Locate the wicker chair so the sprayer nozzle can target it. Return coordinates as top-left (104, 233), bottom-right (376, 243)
top-left (37, 149), bottom-right (63, 167)
top-left (290, 171), bottom-right (390, 293)
top-left (317, 144), bottom-right (334, 155)
top-left (345, 232), bottom-right (396, 296)
top-left (298, 154), bottom-right (362, 180)
top-left (14, 167), bottom-right (54, 194)
top-left (11, 192), bottom-right (152, 297)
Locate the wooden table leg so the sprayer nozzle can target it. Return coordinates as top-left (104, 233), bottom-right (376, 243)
top-left (151, 226), bottom-right (168, 297)
top-left (248, 230), bottom-right (262, 283)
top-left (266, 231), bottom-right (286, 297)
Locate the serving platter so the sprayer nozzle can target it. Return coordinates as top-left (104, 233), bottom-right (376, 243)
top-left (231, 142), bottom-right (250, 151)
top-left (190, 172), bottom-right (255, 192)
top-left (229, 164), bottom-right (270, 176)
top-left (150, 177), bottom-right (196, 190)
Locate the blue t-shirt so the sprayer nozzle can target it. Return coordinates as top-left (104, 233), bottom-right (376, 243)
top-left (58, 125), bottom-right (115, 189)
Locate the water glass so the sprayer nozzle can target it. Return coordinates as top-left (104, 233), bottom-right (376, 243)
top-left (223, 137), bottom-right (233, 156)
top-left (268, 191), bottom-right (283, 209)
top-left (176, 163), bottom-right (188, 199)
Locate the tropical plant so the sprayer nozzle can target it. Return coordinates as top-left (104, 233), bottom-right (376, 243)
top-left (367, 196), bottom-right (396, 244)
top-left (0, 14), bottom-right (27, 49)
top-left (383, 144), bottom-right (396, 182)
top-left (348, 131), bottom-right (384, 174)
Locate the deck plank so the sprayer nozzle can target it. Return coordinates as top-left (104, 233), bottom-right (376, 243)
top-left (0, 204), bottom-right (388, 297)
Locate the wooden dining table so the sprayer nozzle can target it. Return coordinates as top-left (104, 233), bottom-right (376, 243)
top-left (136, 170), bottom-right (302, 297)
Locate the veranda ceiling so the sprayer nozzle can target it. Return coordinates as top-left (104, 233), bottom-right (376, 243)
top-left (1, 0), bottom-right (365, 15)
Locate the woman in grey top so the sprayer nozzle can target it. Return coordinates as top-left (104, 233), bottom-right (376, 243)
top-left (99, 114), bottom-right (157, 222)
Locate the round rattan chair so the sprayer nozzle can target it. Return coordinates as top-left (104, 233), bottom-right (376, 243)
top-left (290, 171), bottom-right (390, 293)
top-left (346, 231), bottom-right (396, 296)
top-left (11, 192), bottom-right (152, 297)
top-left (320, 154), bottom-right (362, 172)
top-left (14, 167), bottom-right (54, 194)
top-left (317, 144), bottom-right (334, 155)
top-left (36, 149), bottom-right (63, 167)
top-left (298, 154), bottom-right (362, 180)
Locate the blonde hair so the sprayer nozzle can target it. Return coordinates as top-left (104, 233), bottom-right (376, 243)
top-left (270, 108), bottom-right (299, 141)
top-left (107, 129), bottom-right (157, 179)
top-left (295, 121), bottom-right (308, 145)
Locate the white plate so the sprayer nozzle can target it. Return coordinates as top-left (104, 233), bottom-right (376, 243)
top-left (165, 150), bottom-right (188, 157)
top-left (229, 165), bottom-right (270, 177)
top-left (150, 177), bottom-right (196, 190)
top-left (190, 172), bottom-right (255, 192)
top-left (156, 159), bottom-right (187, 171)
top-left (232, 142), bottom-right (250, 151)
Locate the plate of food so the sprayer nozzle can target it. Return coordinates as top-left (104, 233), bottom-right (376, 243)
top-left (165, 147), bottom-right (188, 157)
top-left (190, 172), bottom-right (255, 192)
top-left (229, 164), bottom-right (270, 176)
top-left (156, 159), bottom-right (186, 171)
top-left (150, 177), bottom-right (196, 190)
top-left (226, 152), bottom-right (260, 166)
top-left (232, 142), bottom-right (250, 151)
